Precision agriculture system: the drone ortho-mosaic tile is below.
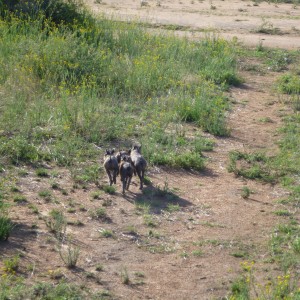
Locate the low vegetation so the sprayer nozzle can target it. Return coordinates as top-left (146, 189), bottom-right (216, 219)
top-left (1, 0), bottom-right (300, 299)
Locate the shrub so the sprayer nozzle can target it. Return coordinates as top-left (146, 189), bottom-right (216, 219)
top-left (0, 215), bottom-right (14, 241)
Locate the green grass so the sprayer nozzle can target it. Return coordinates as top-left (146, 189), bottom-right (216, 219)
top-left (0, 0), bottom-right (241, 173)
top-left (228, 151), bottom-right (276, 183)
top-left (0, 214), bottom-right (13, 241)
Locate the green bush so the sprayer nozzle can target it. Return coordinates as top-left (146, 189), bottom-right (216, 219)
top-left (277, 74), bottom-right (300, 95)
top-left (0, 215), bottom-right (13, 241)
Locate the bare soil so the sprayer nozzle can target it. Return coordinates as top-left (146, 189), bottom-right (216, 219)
top-left (85, 0), bottom-right (300, 49)
top-left (1, 1), bottom-right (297, 299)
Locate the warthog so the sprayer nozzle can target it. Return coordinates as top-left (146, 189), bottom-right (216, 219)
top-left (119, 155), bottom-right (134, 194)
top-left (103, 149), bottom-right (118, 186)
top-left (130, 145), bottom-right (147, 190)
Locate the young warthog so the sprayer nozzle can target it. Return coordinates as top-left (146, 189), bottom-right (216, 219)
top-left (103, 149), bottom-right (118, 186)
top-left (119, 155), bottom-right (134, 194)
top-left (116, 150), bottom-right (129, 164)
top-left (130, 145), bottom-right (147, 190)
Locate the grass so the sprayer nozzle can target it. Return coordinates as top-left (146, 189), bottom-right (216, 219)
top-left (228, 151), bottom-right (276, 183)
top-left (0, 0), bottom-right (241, 176)
top-left (58, 244), bottom-right (80, 269)
top-left (100, 229), bottom-right (115, 238)
top-left (229, 48), bottom-right (300, 299)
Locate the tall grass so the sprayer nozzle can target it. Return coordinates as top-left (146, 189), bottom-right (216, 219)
top-left (0, 0), bottom-right (239, 170)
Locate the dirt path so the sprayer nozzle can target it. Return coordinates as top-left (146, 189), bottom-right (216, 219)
top-left (85, 0), bottom-right (300, 49)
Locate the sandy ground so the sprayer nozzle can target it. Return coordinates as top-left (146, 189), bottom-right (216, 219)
top-left (85, 0), bottom-right (300, 49)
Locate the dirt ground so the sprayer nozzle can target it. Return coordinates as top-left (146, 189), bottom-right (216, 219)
top-left (1, 1), bottom-right (298, 299)
top-left (85, 0), bottom-right (300, 49)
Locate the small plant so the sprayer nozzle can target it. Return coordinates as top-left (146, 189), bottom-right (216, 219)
top-left (38, 190), bottom-right (52, 201)
top-left (102, 185), bottom-right (116, 195)
top-left (0, 215), bottom-right (14, 241)
top-left (79, 205), bottom-right (87, 212)
top-left (274, 210), bottom-right (291, 217)
top-left (45, 209), bottom-right (66, 239)
top-left (143, 176), bottom-right (151, 185)
top-left (10, 186), bottom-right (20, 193)
top-left (51, 182), bottom-right (60, 189)
top-left (3, 255), bottom-right (20, 274)
top-left (143, 214), bottom-right (157, 227)
top-left (134, 271), bottom-right (145, 278)
top-left (121, 267), bottom-right (130, 285)
top-left (91, 191), bottom-right (101, 199)
top-left (95, 264), bottom-right (104, 272)
top-left (135, 203), bottom-right (150, 215)
top-left (59, 244), bottom-right (80, 269)
top-left (13, 195), bottom-right (28, 204)
top-left (100, 229), bottom-right (115, 238)
top-left (166, 203), bottom-right (180, 213)
top-left (36, 168), bottom-right (49, 177)
top-left (192, 250), bottom-right (203, 257)
top-left (180, 251), bottom-right (189, 259)
top-left (28, 204), bottom-right (39, 214)
top-left (124, 225), bottom-right (138, 235)
top-left (90, 207), bottom-right (108, 221)
top-left (61, 189), bottom-right (68, 196)
top-left (255, 19), bottom-right (281, 35)
top-left (241, 186), bottom-right (251, 199)
top-left (231, 252), bottom-right (248, 258)
top-left (48, 268), bottom-right (64, 280)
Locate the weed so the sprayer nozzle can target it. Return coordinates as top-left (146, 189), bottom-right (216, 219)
top-left (274, 210), bottom-right (291, 217)
top-left (100, 229), bottom-right (115, 238)
top-left (38, 190), bottom-right (52, 201)
top-left (121, 267), bottom-right (130, 285)
top-left (90, 208), bottom-right (108, 221)
top-left (10, 186), bottom-right (20, 193)
top-left (102, 185), bottom-right (116, 195)
top-left (241, 187), bottom-right (251, 199)
top-left (192, 250), bottom-right (203, 257)
top-left (143, 214), bottom-right (157, 227)
top-left (48, 269), bottom-right (64, 280)
top-left (180, 251), bottom-right (189, 259)
top-left (124, 225), bottom-right (138, 235)
top-left (255, 19), bottom-right (281, 35)
top-left (95, 264), bottom-right (104, 272)
top-left (51, 182), bottom-right (60, 189)
top-left (28, 204), bottom-right (39, 214)
top-left (91, 191), bottom-right (102, 199)
top-left (45, 209), bottom-right (66, 239)
top-left (166, 203), bottom-right (180, 213)
top-left (228, 151), bottom-right (275, 183)
top-left (35, 168), bottom-right (49, 177)
top-left (0, 215), bottom-right (14, 241)
top-left (3, 255), bottom-right (20, 275)
top-left (135, 203), bottom-right (150, 215)
top-left (58, 244), bottom-right (80, 269)
top-left (134, 271), bottom-right (145, 278)
top-left (13, 195), bottom-right (28, 204)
